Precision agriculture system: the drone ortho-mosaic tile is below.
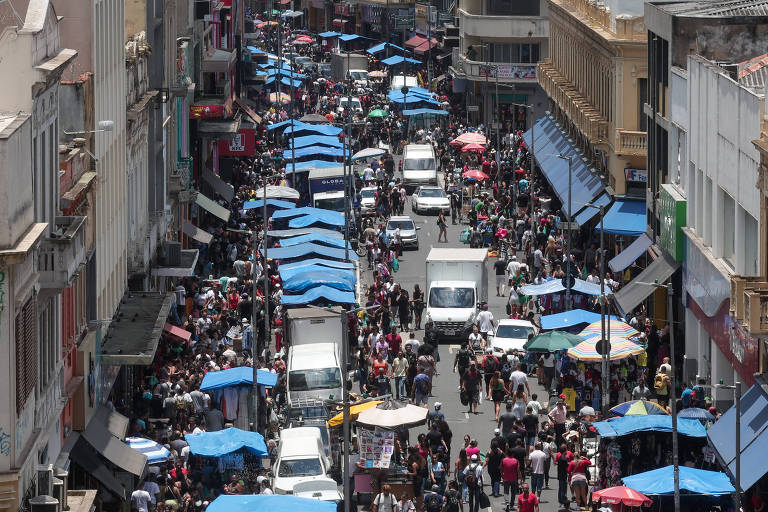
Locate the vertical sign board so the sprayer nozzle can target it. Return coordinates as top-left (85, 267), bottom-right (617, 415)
top-left (660, 183), bottom-right (686, 262)
top-left (217, 128), bottom-right (257, 156)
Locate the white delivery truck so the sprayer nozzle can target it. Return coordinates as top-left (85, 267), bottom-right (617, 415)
top-left (424, 248), bottom-right (489, 341)
top-left (284, 307), bottom-right (343, 356)
top-left (287, 343), bottom-right (344, 404)
top-left (402, 143), bottom-right (438, 188)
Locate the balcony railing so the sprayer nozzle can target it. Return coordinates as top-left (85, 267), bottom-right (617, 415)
top-left (743, 287), bottom-right (768, 334)
top-left (537, 60), bottom-right (609, 144)
top-left (454, 52), bottom-right (538, 83)
top-left (615, 129), bottom-right (647, 156)
top-left (39, 216), bottom-right (87, 290)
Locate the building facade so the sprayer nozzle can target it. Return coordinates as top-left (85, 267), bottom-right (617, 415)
top-left (538, 0), bottom-right (647, 196)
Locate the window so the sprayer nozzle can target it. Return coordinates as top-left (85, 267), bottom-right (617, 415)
top-left (15, 296), bottom-right (37, 413)
top-left (288, 368), bottom-right (342, 391)
top-left (745, 211), bottom-right (759, 276)
top-left (428, 287), bottom-right (475, 308)
top-left (490, 43), bottom-right (540, 64)
top-left (486, 0), bottom-right (539, 15)
top-left (722, 189), bottom-right (735, 264)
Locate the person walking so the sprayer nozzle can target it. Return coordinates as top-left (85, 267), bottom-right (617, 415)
top-left (437, 211), bottom-right (448, 243)
top-left (528, 442), bottom-right (547, 498)
top-left (501, 448), bottom-right (522, 508)
top-left (554, 444), bottom-right (572, 510)
top-left (516, 482), bottom-right (540, 512)
top-left (567, 451), bottom-right (591, 509)
top-left (484, 441), bottom-right (504, 498)
top-left (462, 362), bottom-right (483, 414)
top-left (463, 454), bottom-right (484, 512)
top-left (548, 396), bottom-right (569, 446)
top-left (393, 351), bottom-right (409, 400)
top-left (373, 485), bottom-right (398, 512)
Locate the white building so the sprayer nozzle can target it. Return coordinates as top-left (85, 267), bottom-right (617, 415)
top-left (0, 0), bottom-right (81, 506)
top-left (673, 54), bottom-right (764, 407)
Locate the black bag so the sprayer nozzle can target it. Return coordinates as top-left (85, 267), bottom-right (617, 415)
top-left (426, 493), bottom-right (443, 512)
top-left (478, 491), bottom-right (491, 509)
top-left (460, 389), bottom-right (469, 406)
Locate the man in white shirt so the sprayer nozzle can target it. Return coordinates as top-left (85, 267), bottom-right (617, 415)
top-left (363, 166), bottom-right (375, 182)
top-left (533, 246), bottom-right (544, 271)
top-left (528, 442), bottom-right (548, 497)
top-left (403, 332), bottom-right (421, 353)
top-left (507, 255), bottom-right (522, 281)
top-left (510, 363), bottom-right (530, 395)
top-left (131, 488), bottom-right (151, 512)
top-left (476, 304), bottom-right (495, 339)
top-left (142, 479), bottom-right (160, 508)
top-left (586, 269), bottom-right (600, 284)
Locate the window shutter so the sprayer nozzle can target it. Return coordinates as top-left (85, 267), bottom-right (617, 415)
top-left (15, 296), bottom-right (38, 413)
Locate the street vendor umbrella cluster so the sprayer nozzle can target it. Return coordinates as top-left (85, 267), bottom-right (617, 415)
top-left (451, 132), bottom-right (487, 145)
top-left (269, 92), bottom-right (291, 104)
top-left (523, 330), bottom-right (584, 352)
top-left (356, 399), bottom-right (428, 429)
top-left (592, 486), bottom-right (652, 507)
top-left (462, 169), bottom-right (489, 180)
top-left (567, 336), bottom-right (644, 362)
top-left (610, 399), bottom-right (668, 417)
top-left (461, 142), bottom-right (486, 153)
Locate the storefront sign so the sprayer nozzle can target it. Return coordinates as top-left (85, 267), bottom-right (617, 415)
top-left (660, 184), bottom-right (686, 262)
top-left (309, 175), bottom-right (346, 193)
top-left (190, 104), bottom-right (225, 119)
top-left (218, 128), bottom-right (256, 156)
top-left (625, 168), bottom-right (648, 183)
top-left (478, 65), bottom-right (536, 80)
top-left (358, 427), bottom-right (395, 469)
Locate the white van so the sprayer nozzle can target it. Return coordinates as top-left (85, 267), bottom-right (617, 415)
top-left (273, 427), bottom-right (331, 494)
top-left (402, 144), bottom-right (438, 187)
top-left (287, 343), bottom-right (343, 404)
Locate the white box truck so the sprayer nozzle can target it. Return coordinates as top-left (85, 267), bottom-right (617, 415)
top-left (402, 143), bottom-right (438, 188)
top-left (285, 307), bottom-right (344, 348)
top-left (424, 248), bottom-right (489, 341)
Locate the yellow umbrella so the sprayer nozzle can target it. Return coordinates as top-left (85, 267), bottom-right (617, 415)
top-left (327, 400), bottom-right (382, 428)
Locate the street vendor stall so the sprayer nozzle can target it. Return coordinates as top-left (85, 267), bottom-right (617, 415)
top-left (185, 428), bottom-right (269, 481)
top-left (621, 466), bottom-right (735, 510)
top-left (208, 493), bottom-right (337, 512)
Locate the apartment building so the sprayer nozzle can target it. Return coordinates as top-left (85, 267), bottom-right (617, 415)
top-left (451, 0), bottom-right (549, 130)
top-left (537, 0), bottom-right (647, 196)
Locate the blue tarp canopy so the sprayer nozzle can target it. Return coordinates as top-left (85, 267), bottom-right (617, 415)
top-left (289, 213), bottom-right (346, 228)
top-left (185, 428), bottom-right (268, 456)
top-left (387, 91), bottom-right (441, 105)
top-left (279, 263), bottom-right (355, 281)
top-left (278, 257), bottom-right (354, 271)
top-left (520, 278), bottom-right (603, 296)
top-left (262, 242), bottom-right (358, 261)
top-left (540, 309), bottom-right (621, 330)
top-left (272, 206), bottom-right (343, 220)
top-left (523, 115), bottom-right (608, 221)
top-left (284, 123), bottom-right (343, 136)
top-left (574, 192), bottom-right (612, 226)
top-left (267, 68), bottom-right (307, 79)
top-left (285, 160), bottom-right (343, 173)
top-left (259, 62), bottom-right (294, 71)
top-left (622, 466), bottom-right (735, 496)
top-left (246, 46), bottom-right (261, 53)
top-left (266, 119), bottom-right (294, 130)
top-left (381, 55), bottom-right (421, 66)
top-left (208, 495), bottom-right (337, 512)
top-left (281, 285), bottom-right (356, 305)
top-left (597, 198), bottom-right (647, 236)
top-left (242, 199), bottom-right (296, 210)
top-left (318, 31), bottom-right (341, 38)
top-left (283, 270), bottom-right (356, 292)
top-left (268, 228), bottom-right (343, 239)
top-left (592, 415), bottom-right (706, 438)
top-left (339, 33), bottom-right (372, 42)
top-left (200, 366), bottom-right (278, 391)
top-left (402, 108), bottom-right (449, 116)
top-left (265, 76), bottom-right (303, 88)
top-left (279, 232), bottom-right (351, 249)
top-left (609, 233), bottom-right (652, 273)
top-left (291, 135), bottom-right (342, 148)
top-left (707, 383), bottom-right (768, 490)
top-left (285, 145), bottom-right (345, 159)
top-left (368, 42), bottom-right (406, 54)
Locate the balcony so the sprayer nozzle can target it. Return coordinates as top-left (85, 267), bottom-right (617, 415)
top-left (169, 157), bottom-right (195, 202)
top-left (38, 216), bottom-right (87, 291)
top-left (743, 288), bottom-right (768, 334)
top-left (458, 8), bottom-right (548, 39)
top-left (537, 60), bottom-right (609, 144)
top-left (454, 52), bottom-right (538, 84)
top-left (615, 129), bottom-right (647, 156)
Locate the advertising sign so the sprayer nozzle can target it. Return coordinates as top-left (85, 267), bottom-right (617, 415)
top-left (625, 168), bottom-right (648, 183)
top-left (478, 64), bottom-right (537, 80)
top-left (660, 184), bottom-right (686, 262)
top-left (190, 104), bottom-right (225, 119)
top-left (218, 128), bottom-right (256, 156)
top-left (358, 427), bottom-right (395, 469)
top-left (309, 175), bottom-right (347, 193)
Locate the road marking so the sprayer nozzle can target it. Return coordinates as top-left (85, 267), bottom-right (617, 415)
top-left (464, 412), bottom-right (469, 419)
top-left (448, 344), bottom-right (460, 354)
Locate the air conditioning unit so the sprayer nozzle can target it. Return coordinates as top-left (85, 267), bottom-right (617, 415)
top-left (51, 478), bottom-right (64, 511)
top-left (36, 465), bottom-right (54, 497)
top-left (164, 241), bottom-right (182, 267)
top-left (54, 468), bottom-right (68, 511)
top-left (29, 496), bottom-right (59, 512)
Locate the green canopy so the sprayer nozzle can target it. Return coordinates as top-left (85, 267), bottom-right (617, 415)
top-left (523, 331), bottom-right (584, 352)
top-left (367, 109), bottom-right (388, 118)
top-left (263, 9), bottom-right (280, 15)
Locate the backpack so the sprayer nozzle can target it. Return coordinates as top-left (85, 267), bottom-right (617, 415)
top-left (426, 493), bottom-right (443, 512)
top-left (654, 373), bottom-right (665, 390)
top-left (416, 375), bottom-right (430, 394)
top-left (465, 465), bottom-right (479, 489)
top-left (457, 349), bottom-right (470, 368)
top-left (501, 361), bottom-right (512, 379)
top-left (484, 356), bottom-right (498, 374)
top-left (445, 490), bottom-right (460, 512)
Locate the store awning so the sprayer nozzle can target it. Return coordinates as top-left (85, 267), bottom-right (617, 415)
top-left (404, 35), bottom-right (427, 48)
top-left (202, 48), bottom-right (237, 73)
top-left (183, 220), bottom-right (214, 245)
top-left (522, 115), bottom-right (607, 220)
top-left (208, 495), bottom-right (337, 512)
top-left (163, 323), bottom-right (192, 343)
top-left (318, 31), bottom-right (341, 38)
top-left (707, 382), bottom-right (768, 490)
top-left (368, 42), bottom-right (406, 55)
top-left (540, 309), bottom-right (620, 330)
top-left (402, 108), bottom-right (448, 116)
top-left (609, 233), bottom-right (652, 273)
top-left (413, 38), bottom-right (438, 55)
top-left (593, 415), bottom-right (706, 438)
top-left (573, 192), bottom-right (611, 226)
top-left (279, 264), bottom-right (355, 282)
top-left (202, 169), bottom-right (235, 202)
top-left (381, 55), bottom-right (421, 67)
top-left (65, 433), bottom-right (128, 500)
top-left (281, 284), bottom-right (356, 305)
top-left (242, 198), bottom-right (296, 210)
top-left (622, 466), bottom-right (734, 496)
top-left (92, 405), bottom-right (130, 440)
top-left (195, 191), bottom-right (231, 222)
top-left (597, 198), bottom-right (647, 236)
top-left (261, 242), bottom-right (358, 261)
top-left (291, 135), bottom-right (343, 149)
top-left (197, 116), bottom-right (241, 136)
top-left (200, 366), bottom-right (278, 391)
top-left (234, 97), bottom-right (262, 124)
top-left (185, 427), bottom-right (268, 456)
top-left (82, 411), bottom-right (148, 476)
top-left (279, 232), bottom-right (351, 249)
top-left (613, 249), bottom-right (680, 316)
top-left (100, 292), bottom-right (173, 365)
top-left (152, 249), bottom-right (199, 277)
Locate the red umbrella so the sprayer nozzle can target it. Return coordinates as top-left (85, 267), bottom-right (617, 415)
top-left (592, 486), bottom-right (652, 507)
top-left (461, 142), bottom-right (486, 153)
top-left (462, 169), bottom-right (489, 180)
top-left (515, 168), bottom-right (527, 175)
top-left (295, 35), bottom-right (313, 43)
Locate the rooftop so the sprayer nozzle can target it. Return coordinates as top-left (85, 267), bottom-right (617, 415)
top-left (739, 53), bottom-right (768, 89)
top-left (654, 0), bottom-right (768, 17)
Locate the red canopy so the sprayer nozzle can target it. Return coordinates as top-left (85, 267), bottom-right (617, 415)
top-left (414, 38), bottom-right (439, 55)
top-left (461, 142), bottom-right (486, 153)
top-left (462, 169), bottom-right (489, 180)
top-left (404, 35), bottom-right (427, 49)
top-left (164, 323), bottom-right (192, 343)
top-left (592, 486), bottom-right (652, 507)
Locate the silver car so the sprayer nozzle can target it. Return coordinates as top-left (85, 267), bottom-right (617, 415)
top-left (412, 186), bottom-right (451, 214)
top-left (359, 186), bottom-right (378, 214)
top-left (386, 216), bottom-right (420, 249)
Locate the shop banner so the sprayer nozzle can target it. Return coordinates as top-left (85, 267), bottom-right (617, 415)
top-left (478, 65), bottom-right (537, 80)
top-left (358, 427), bottom-right (395, 469)
top-left (190, 104), bottom-right (225, 119)
top-left (218, 128), bottom-right (256, 157)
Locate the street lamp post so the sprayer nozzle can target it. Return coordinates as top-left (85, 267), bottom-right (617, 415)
top-left (556, 154), bottom-right (573, 310)
top-left (715, 380), bottom-right (742, 512)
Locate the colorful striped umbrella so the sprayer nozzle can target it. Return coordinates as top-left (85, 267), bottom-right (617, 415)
top-left (610, 400), bottom-right (668, 417)
top-left (578, 321), bottom-right (639, 340)
top-left (268, 92), bottom-right (291, 104)
top-left (592, 486), bottom-right (652, 507)
top-left (566, 336), bottom-right (644, 362)
top-left (125, 437), bottom-right (172, 464)
top-left (451, 132), bottom-right (487, 145)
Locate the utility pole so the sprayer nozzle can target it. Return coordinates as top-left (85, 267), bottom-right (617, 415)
top-left (598, 205), bottom-right (607, 417)
top-left (556, 153), bottom-right (573, 310)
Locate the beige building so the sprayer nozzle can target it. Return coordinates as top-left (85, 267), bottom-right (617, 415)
top-left (537, 0), bottom-right (647, 195)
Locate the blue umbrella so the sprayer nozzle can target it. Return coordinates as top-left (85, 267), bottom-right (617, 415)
top-left (678, 407), bottom-right (715, 421)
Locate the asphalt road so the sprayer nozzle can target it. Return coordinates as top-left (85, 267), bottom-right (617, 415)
top-left (358, 183), bottom-right (565, 511)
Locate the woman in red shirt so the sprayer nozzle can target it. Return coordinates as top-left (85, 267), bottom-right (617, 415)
top-left (567, 450), bottom-right (591, 508)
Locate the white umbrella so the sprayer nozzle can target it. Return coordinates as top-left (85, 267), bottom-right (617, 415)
top-left (352, 147), bottom-right (386, 160)
top-left (356, 401), bottom-right (428, 429)
top-left (253, 185), bottom-right (300, 200)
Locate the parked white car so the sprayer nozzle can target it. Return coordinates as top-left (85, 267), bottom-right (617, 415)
top-left (359, 186), bottom-right (378, 214)
top-left (412, 186), bottom-right (451, 214)
top-left (489, 319), bottom-right (537, 354)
